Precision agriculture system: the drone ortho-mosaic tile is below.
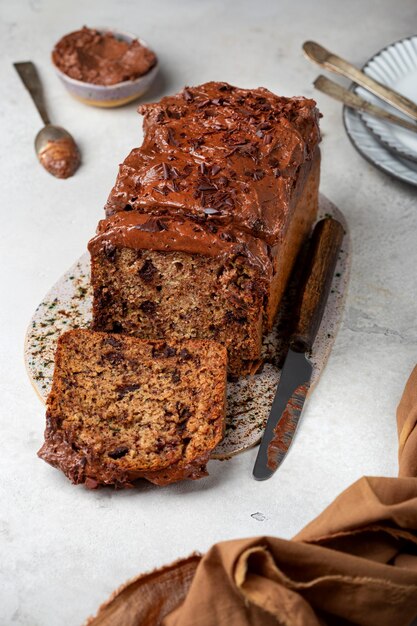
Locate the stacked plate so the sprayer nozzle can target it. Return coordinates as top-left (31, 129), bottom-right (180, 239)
top-left (343, 35), bottom-right (417, 187)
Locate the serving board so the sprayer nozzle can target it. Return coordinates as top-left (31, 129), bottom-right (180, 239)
top-left (25, 194), bottom-right (350, 459)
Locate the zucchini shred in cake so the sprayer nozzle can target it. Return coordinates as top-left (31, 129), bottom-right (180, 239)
top-left (38, 330), bottom-right (227, 487)
top-left (89, 82), bottom-right (321, 376)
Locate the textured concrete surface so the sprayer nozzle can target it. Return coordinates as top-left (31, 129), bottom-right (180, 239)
top-left (1, 0), bottom-right (417, 624)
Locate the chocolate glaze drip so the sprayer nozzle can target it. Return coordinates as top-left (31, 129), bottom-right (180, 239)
top-left (38, 412), bottom-right (212, 488)
top-left (52, 27), bottom-right (157, 86)
top-left (105, 82), bottom-right (321, 245)
top-left (88, 211), bottom-right (273, 279)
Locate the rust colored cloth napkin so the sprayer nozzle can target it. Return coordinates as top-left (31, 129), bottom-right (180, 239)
top-left (86, 367), bottom-right (417, 626)
top-left (398, 365), bottom-right (417, 477)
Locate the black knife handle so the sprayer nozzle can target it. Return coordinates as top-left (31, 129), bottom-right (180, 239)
top-left (290, 217), bottom-right (344, 353)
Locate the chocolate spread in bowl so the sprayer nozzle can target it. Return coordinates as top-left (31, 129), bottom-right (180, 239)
top-left (38, 136), bottom-right (80, 179)
top-left (52, 27), bottom-right (157, 86)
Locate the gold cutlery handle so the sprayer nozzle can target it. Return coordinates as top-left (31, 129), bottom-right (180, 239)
top-left (14, 61), bottom-right (51, 126)
top-left (303, 41), bottom-right (417, 122)
top-left (314, 75), bottom-right (417, 134)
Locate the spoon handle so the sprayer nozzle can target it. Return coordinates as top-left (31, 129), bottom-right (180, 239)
top-left (314, 75), bottom-right (417, 133)
top-left (303, 41), bottom-right (417, 122)
top-left (14, 61), bottom-right (51, 126)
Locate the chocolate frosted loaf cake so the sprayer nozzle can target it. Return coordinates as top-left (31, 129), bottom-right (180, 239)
top-left (90, 82), bottom-right (321, 375)
top-left (38, 330), bottom-right (227, 488)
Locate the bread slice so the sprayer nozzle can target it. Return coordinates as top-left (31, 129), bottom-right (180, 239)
top-left (38, 329), bottom-right (227, 488)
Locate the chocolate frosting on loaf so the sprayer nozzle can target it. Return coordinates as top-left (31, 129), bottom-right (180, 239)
top-left (88, 211), bottom-right (273, 278)
top-left (105, 82), bottom-right (321, 244)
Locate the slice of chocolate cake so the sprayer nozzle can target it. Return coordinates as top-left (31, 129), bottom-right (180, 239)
top-left (38, 329), bottom-right (227, 488)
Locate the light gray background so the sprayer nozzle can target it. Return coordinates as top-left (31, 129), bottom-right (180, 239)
top-left (1, 1), bottom-right (417, 624)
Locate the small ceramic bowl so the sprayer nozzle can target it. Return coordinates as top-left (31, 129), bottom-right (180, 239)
top-left (51, 29), bottom-right (159, 108)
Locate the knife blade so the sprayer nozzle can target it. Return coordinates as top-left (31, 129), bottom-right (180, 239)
top-left (253, 217), bottom-right (344, 480)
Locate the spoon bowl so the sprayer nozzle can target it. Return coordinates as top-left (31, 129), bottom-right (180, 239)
top-left (35, 124), bottom-right (75, 154)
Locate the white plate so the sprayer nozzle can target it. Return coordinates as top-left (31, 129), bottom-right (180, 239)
top-left (357, 36), bottom-right (417, 163)
top-left (343, 97), bottom-right (417, 188)
top-left (25, 195), bottom-right (350, 460)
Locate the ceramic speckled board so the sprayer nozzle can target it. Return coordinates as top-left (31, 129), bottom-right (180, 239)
top-left (25, 194), bottom-right (350, 459)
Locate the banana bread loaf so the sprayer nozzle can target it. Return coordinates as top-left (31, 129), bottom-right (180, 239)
top-left (90, 82), bottom-right (321, 375)
top-left (37, 329), bottom-right (227, 488)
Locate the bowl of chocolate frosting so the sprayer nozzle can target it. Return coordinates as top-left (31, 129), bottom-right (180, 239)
top-left (52, 27), bottom-right (158, 107)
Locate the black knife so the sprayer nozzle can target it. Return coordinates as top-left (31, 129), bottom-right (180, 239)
top-left (253, 217), bottom-right (344, 480)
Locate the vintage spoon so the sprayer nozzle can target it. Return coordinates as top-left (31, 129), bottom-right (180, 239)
top-left (313, 75), bottom-right (417, 133)
top-left (303, 41), bottom-right (417, 122)
top-left (14, 61), bottom-right (80, 178)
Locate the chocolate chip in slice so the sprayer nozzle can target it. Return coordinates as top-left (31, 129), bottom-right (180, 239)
top-left (108, 446), bottom-right (129, 460)
top-left (103, 336), bottom-right (123, 349)
top-left (140, 301), bottom-right (157, 315)
top-left (116, 383), bottom-right (141, 399)
top-left (179, 348), bottom-right (192, 360)
top-left (163, 346), bottom-right (177, 358)
top-left (138, 259), bottom-right (157, 283)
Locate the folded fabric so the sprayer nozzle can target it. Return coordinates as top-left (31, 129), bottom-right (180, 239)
top-left (397, 364), bottom-right (417, 477)
top-left (86, 367), bottom-right (417, 626)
